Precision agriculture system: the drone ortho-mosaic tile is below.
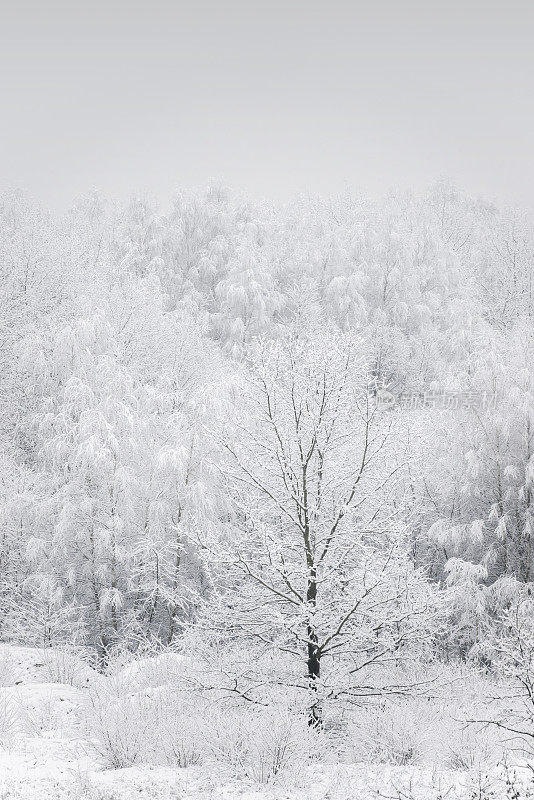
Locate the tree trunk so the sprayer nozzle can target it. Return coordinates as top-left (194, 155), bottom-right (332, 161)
top-left (307, 625), bottom-right (322, 727)
top-left (306, 572), bottom-right (322, 727)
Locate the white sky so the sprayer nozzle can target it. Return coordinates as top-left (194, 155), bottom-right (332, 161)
top-left (1, 1), bottom-right (533, 211)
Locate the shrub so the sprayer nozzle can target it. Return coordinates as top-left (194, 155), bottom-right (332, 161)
top-left (346, 699), bottom-right (435, 766)
top-left (205, 704), bottom-right (330, 785)
top-left (84, 685), bottom-right (156, 769)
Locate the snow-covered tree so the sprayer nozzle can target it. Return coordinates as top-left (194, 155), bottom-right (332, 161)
top-left (192, 330), bottom-right (438, 724)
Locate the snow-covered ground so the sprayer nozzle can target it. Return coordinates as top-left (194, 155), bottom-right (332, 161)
top-left (0, 644), bottom-right (531, 800)
top-left (3, 742), bottom-right (534, 800)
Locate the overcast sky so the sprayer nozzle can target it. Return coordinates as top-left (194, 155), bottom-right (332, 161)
top-left (1, 1), bottom-right (533, 212)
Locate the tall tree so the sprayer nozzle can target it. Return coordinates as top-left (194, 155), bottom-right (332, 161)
top-left (194, 330), bottom-right (437, 724)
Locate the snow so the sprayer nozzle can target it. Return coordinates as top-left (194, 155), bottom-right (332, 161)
top-left (112, 652), bottom-right (189, 692)
top-left (0, 645), bottom-right (530, 799)
top-left (0, 645), bottom-right (101, 689)
top-left (0, 753), bottom-right (531, 800)
top-left (0, 682), bottom-right (86, 739)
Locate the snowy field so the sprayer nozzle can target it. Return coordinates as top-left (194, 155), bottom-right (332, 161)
top-left (0, 644), bottom-right (531, 800)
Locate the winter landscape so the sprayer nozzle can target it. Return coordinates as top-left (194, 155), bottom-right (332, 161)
top-left (1, 184), bottom-right (534, 798)
top-left (2, 2), bottom-right (534, 798)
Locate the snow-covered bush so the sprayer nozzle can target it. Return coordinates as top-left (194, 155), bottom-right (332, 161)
top-left (345, 687), bottom-right (506, 771)
top-left (347, 699), bottom-right (434, 765)
top-left (85, 685), bottom-right (157, 769)
top-left (147, 689), bottom-right (210, 768)
top-left (443, 721), bottom-right (503, 771)
top-left (109, 652), bottom-right (189, 693)
top-left (0, 688), bottom-right (20, 746)
top-left (0, 645), bottom-right (100, 689)
top-left (481, 597), bottom-right (534, 756)
top-left (40, 647), bottom-right (101, 689)
top-left (204, 704), bottom-right (331, 785)
top-left (0, 646), bottom-right (33, 687)
top-left (86, 678), bottom-right (209, 770)
top-left (0, 682), bottom-right (84, 739)
top-left (158, 705), bottom-right (206, 769)
top-left (85, 675), bottom-right (331, 782)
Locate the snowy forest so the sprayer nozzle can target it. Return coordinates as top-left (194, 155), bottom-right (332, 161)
top-left (3, 182), bottom-right (534, 798)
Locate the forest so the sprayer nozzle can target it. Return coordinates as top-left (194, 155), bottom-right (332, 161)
top-left (2, 182), bottom-right (534, 798)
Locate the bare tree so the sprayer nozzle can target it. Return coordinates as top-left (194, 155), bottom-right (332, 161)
top-left (195, 330), bottom-right (437, 725)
